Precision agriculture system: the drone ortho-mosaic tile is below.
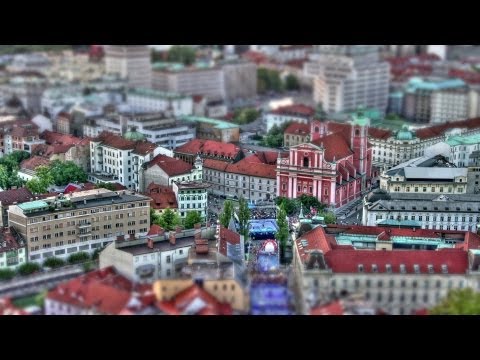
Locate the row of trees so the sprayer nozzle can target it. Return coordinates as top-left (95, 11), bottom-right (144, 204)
top-left (26, 160), bottom-right (87, 194)
top-left (258, 69), bottom-right (300, 94)
top-left (276, 195), bottom-right (336, 224)
top-left (150, 208), bottom-right (203, 231)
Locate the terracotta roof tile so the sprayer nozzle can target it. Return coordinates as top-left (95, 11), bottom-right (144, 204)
top-left (415, 117), bottom-right (480, 139)
top-left (368, 127), bottom-right (392, 139)
top-left (156, 284), bottom-right (232, 315)
top-left (0, 188), bottom-right (33, 207)
top-left (284, 122), bottom-right (310, 136)
top-left (311, 300), bottom-right (344, 315)
top-left (176, 139), bottom-right (242, 160)
top-left (0, 298), bottom-right (28, 316)
top-left (271, 104), bottom-right (315, 117)
top-left (147, 155), bottom-right (192, 176)
top-left (312, 133), bottom-right (353, 162)
top-left (225, 157), bottom-right (276, 179)
top-left (20, 156), bottom-right (51, 171)
top-left (203, 159), bottom-right (229, 172)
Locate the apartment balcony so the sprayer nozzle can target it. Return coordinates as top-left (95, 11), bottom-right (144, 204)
top-left (77, 222), bottom-right (92, 229)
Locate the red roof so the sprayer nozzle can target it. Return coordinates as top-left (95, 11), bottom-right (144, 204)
top-left (156, 283), bottom-right (232, 315)
top-left (0, 188), bottom-right (33, 207)
top-left (311, 301), bottom-right (344, 315)
top-left (148, 190), bottom-right (178, 211)
top-left (312, 132), bottom-right (353, 162)
top-left (176, 139), bottom-right (242, 160)
top-left (94, 132), bottom-right (156, 155)
top-left (415, 117), bottom-right (480, 139)
top-left (203, 159), bottom-right (229, 171)
top-left (368, 127), bottom-right (392, 140)
top-left (271, 104), bottom-right (315, 117)
top-left (20, 156), bottom-right (51, 171)
top-left (284, 122), bottom-right (310, 136)
top-left (0, 298), bottom-right (28, 316)
top-left (147, 224), bottom-right (164, 236)
top-left (47, 267), bottom-right (150, 315)
top-left (224, 157), bottom-right (276, 179)
top-left (147, 155), bottom-right (192, 176)
top-left (242, 51), bottom-right (269, 65)
top-left (41, 130), bottom-right (89, 147)
top-left (325, 249), bottom-right (468, 275)
top-left (219, 226), bottom-right (240, 257)
top-left (295, 226), bottom-right (333, 263)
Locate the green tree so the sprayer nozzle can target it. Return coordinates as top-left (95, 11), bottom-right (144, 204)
top-left (430, 288), bottom-right (480, 315)
top-left (43, 257), bottom-right (66, 269)
top-left (184, 211), bottom-right (203, 229)
top-left (285, 74), bottom-right (300, 91)
top-left (276, 197), bottom-right (300, 216)
top-left (49, 160), bottom-right (87, 186)
top-left (167, 45), bottom-right (196, 66)
top-left (150, 208), bottom-right (162, 226)
top-left (26, 178), bottom-right (48, 194)
top-left (238, 197), bottom-right (251, 238)
top-left (257, 68), bottom-right (284, 94)
top-left (0, 151), bottom-right (29, 189)
top-left (315, 103), bottom-right (327, 119)
top-left (67, 252), bottom-right (90, 265)
top-left (0, 165), bottom-right (9, 190)
top-left (0, 268), bottom-right (15, 281)
top-left (158, 208), bottom-right (181, 231)
top-left (95, 182), bottom-right (116, 191)
top-left (17, 262), bottom-right (41, 276)
top-left (219, 200), bottom-right (234, 228)
top-left (299, 194), bottom-right (326, 214)
top-left (320, 212), bottom-right (337, 225)
top-left (276, 203), bottom-right (290, 262)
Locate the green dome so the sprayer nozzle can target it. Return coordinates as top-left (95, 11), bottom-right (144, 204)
top-left (396, 125), bottom-right (414, 140)
top-left (124, 131), bottom-right (145, 141)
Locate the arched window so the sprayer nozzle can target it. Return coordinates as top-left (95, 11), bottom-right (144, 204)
top-left (315, 126), bottom-right (319, 133)
top-left (355, 129), bottom-right (360, 136)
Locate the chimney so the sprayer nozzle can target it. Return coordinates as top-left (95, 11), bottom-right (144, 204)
top-left (169, 231), bottom-right (176, 245)
top-left (194, 223), bottom-right (201, 240)
top-left (147, 238), bottom-right (154, 249)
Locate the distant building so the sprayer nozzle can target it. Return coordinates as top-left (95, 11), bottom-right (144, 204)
top-left (173, 181), bottom-right (210, 220)
top-left (141, 154), bottom-right (202, 191)
top-left (0, 75), bottom-right (48, 115)
top-left (174, 139), bottom-right (243, 165)
top-left (99, 225), bottom-right (216, 282)
top-left (362, 191), bottom-right (480, 232)
top-left (284, 122), bottom-right (311, 147)
top-left (180, 115), bottom-right (240, 143)
top-left (263, 104), bottom-right (314, 133)
top-left (89, 132), bottom-right (159, 192)
top-left (17, 156), bottom-right (51, 182)
top-left (104, 45), bottom-right (152, 89)
top-left (45, 267), bottom-right (155, 315)
top-left (379, 155), bottom-right (467, 194)
top-left (144, 183), bottom-right (178, 215)
top-left (446, 132), bottom-right (480, 167)
top-left (0, 227), bottom-right (27, 271)
top-left (126, 88), bottom-right (193, 116)
top-left (305, 45), bottom-right (390, 114)
top-left (0, 188), bottom-right (33, 227)
top-left (221, 60), bottom-right (257, 101)
top-left (203, 153), bottom-right (277, 201)
top-left (293, 224), bottom-right (480, 315)
top-left (277, 113), bottom-right (373, 208)
top-left (0, 120), bottom-right (45, 156)
top-left (8, 189), bottom-right (151, 262)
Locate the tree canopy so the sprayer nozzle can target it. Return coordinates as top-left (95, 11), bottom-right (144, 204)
top-left (257, 68), bottom-right (284, 94)
top-left (285, 74), bottom-right (300, 91)
top-left (0, 151), bottom-right (29, 190)
top-left (260, 121), bottom-right (293, 148)
top-left (184, 211), bottom-right (202, 229)
top-left (26, 165), bottom-right (54, 194)
top-left (276, 203), bottom-right (289, 253)
top-left (156, 208), bottom-right (181, 231)
top-left (95, 182), bottom-right (116, 191)
top-left (219, 200), bottom-right (234, 228)
top-left (238, 197), bottom-right (250, 238)
top-left (233, 108), bottom-right (260, 125)
top-left (167, 46), bottom-right (196, 66)
top-left (430, 288), bottom-right (480, 315)
top-left (49, 160), bottom-right (87, 186)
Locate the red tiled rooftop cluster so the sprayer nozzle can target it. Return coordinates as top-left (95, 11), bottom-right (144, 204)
top-left (270, 104), bottom-right (315, 117)
top-left (147, 155), bottom-right (192, 176)
top-left (176, 139), bottom-right (241, 159)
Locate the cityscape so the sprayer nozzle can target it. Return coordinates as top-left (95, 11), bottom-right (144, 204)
top-left (1, 44), bottom-right (480, 315)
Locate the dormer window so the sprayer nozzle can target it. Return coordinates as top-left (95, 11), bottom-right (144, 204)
top-left (372, 264), bottom-right (378, 273)
top-left (386, 264), bottom-right (392, 273)
top-left (358, 264), bottom-right (364, 273)
top-left (414, 264), bottom-right (420, 274)
top-left (400, 264), bottom-right (406, 274)
top-left (428, 264), bottom-right (434, 274)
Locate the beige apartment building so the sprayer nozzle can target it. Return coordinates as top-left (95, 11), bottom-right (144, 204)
top-left (7, 189), bottom-right (151, 263)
